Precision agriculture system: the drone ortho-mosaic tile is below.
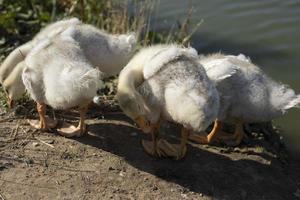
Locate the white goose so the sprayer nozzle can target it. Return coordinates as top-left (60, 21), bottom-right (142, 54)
top-left (117, 45), bottom-right (219, 159)
top-left (1, 18), bottom-right (137, 107)
top-left (23, 35), bottom-right (103, 137)
top-left (189, 53), bottom-right (300, 146)
top-left (0, 18), bottom-right (82, 107)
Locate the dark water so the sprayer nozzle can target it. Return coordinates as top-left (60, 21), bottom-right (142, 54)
top-left (153, 0), bottom-right (300, 139)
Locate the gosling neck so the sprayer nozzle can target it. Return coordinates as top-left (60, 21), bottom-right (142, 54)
top-left (118, 64), bottom-right (145, 94)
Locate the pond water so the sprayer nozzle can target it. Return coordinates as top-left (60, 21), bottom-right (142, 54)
top-left (153, 0), bottom-right (300, 139)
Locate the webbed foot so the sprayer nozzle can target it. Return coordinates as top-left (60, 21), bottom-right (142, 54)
top-left (142, 139), bottom-right (160, 157)
top-left (217, 120), bottom-right (245, 146)
top-left (57, 122), bottom-right (86, 138)
top-left (142, 139), bottom-right (186, 160)
top-left (158, 139), bottom-right (187, 160)
top-left (28, 117), bottom-right (58, 130)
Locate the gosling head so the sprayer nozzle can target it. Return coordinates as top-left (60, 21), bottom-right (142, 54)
top-left (117, 91), bottom-right (152, 133)
top-left (117, 32), bottom-right (137, 55)
top-left (2, 61), bottom-right (26, 108)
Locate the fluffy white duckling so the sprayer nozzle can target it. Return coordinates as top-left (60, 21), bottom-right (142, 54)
top-left (60, 24), bottom-right (136, 76)
top-left (23, 35), bottom-right (103, 137)
top-left (117, 45), bottom-right (219, 159)
top-left (1, 19), bottom-right (136, 107)
top-left (0, 18), bottom-right (81, 106)
top-left (189, 53), bottom-right (300, 146)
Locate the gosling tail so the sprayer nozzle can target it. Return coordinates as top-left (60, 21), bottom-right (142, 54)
top-left (270, 82), bottom-right (300, 114)
top-left (284, 95), bottom-right (300, 110)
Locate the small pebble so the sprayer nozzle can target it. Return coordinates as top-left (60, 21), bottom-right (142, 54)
top-left (93, 96), bottom-right (101, 105)
top-left (152, 186), bottom-right (158, 191)
top-left (233, 147), bottom-right (240, 152)
top-left (119, 171), bottom-right (125, 177)
top-left (294, 189), bottom-right (300, 198)
top-left (32, 142), bottom-right (39, 147)
top-left (24, 159), bottom-right (34, 165)
top-left (258, 136), bottom-right (264, 140)
top-left (45, 139), bottom-right (54, 144)
top-left (181, 193), bottom-right (188, 199)
top-left (130, 132), bottom-right (137, 137)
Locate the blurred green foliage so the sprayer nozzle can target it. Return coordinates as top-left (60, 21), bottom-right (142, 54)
top-left (0, 0), bottom-right (68, 56)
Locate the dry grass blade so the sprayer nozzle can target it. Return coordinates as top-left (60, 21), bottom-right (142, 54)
top-left (68, 0), bottom-right (79, 15)
top-left (0, 192), bottom-right (6, 200)
top-left (34, 137), bottom-right (55, 148)
top-left (182, 19), bottom-right (204, 46)
top-left (9, 123), bottom-right (19, 139)
top-left (0, 117), bottom-right (18, 123)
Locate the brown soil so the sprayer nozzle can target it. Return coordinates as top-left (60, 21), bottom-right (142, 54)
top-left (0, 103), bottom-right (300, 200)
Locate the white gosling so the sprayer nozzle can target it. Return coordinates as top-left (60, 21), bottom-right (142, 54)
top-left (117, 45), bottom-right (219, 159)
top-left (189, 53), bottom-right (300, 146)
top-left (23, 34), bottom-right (103, 137)
top-left (60, 24), bottom-right (137, 76)
top-left (0, 19), bottom-right (137, 107)
top-left (0, 18), bottom-right (82, 106)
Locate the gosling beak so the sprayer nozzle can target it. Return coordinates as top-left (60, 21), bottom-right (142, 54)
top-left (135, 116), bottom-right (152, 133)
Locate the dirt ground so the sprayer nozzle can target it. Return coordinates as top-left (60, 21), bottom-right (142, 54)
top-left (0, 102), bottom-right (300, 200)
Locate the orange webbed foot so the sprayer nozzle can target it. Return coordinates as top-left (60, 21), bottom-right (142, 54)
top-left (28, 117), bottom-right (58, 130)
top-left (57, 122), bottom-right (87, 138)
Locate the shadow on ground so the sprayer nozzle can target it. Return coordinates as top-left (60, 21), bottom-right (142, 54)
top-left (75, 112), bottom-right (300, 200)
top-left (1, 104), bottom-right (299, 199)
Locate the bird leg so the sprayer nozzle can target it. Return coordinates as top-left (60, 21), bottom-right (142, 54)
top-left (142, 122), bottom-right (161, 157)
top-left (7, 96), bottom-right (13, 109)
top-left (28, 102), bottom-right (58, 130)
top-left (157, 127), bottom-right (190, 160)
top-left (3, 89), bottom-right (13, 109)
top-left (57, 103), bottom-right (89, 137)
top-left (218, 120), bottom-right (246, 146)
top-left (189, 120), bottom-right (223, 144)
top-left (217, 120), bottom-right (245, 146)
top-left (141, 120), bottom-right (178, 158)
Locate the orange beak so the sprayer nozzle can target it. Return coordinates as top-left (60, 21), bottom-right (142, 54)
top-left (134, 116), bottom-right (152, 133)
